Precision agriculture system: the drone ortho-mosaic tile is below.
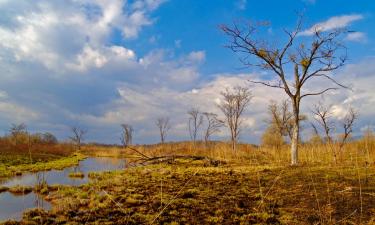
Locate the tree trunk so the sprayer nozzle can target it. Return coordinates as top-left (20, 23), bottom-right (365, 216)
top-left (291, 101), bottom-right (300, 165)
top-left (232, 139), bottom-right (236, 151)
top-left (290, 121), bottom-right (299, 165)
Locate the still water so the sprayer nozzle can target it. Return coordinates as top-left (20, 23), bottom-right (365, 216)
top-left (0, 157), bottom-right (126, 222)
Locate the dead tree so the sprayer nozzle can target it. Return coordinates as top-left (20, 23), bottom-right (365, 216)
top-left (202, 112), bottom-right (224, 145)
top-left (217, 86), bottom-right (252, 151)
top-left (156, 117), bottom-right (171, 144)
top-left (9, 123), bottom-right (27, 145)
top-left (221, 16), bottom-right (348, 164)
top-left (187, 108), bottom-right (203, 144)
top-left (338, 107), bottom-right (357, 151)
top-left (312, 103), bottom-right (334, 143)
top-left (312, 104), bottom-right (357, 163)
top-left (120, 124), bottom-right (134, 147)
top-left (69, 126), bottom-right (87, 150)
top-left (312, 103), bottom-right (337, 162)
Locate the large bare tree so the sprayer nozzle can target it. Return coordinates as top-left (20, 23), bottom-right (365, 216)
top-left (217, 86), bottom-right (252, 151)
top-left (187, 108), bottom-right (203, 144)
top-left (69, 126), bottom-right (87, 150)
top-left (120, 124), bottom-right (134, 147)
top-left (202, 112), bottom-right (224, 145)
top-left (156, 117), bottom-right (171, 144)
top-left (221, 17), bottom-right (348, 164)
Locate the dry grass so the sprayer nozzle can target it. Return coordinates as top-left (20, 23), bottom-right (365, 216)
top-left (82, 138), bottom-right (375, 168)
top-left (4, 137), bottom-right (375, 224)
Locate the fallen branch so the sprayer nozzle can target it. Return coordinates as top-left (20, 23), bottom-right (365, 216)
top-left (135, 155), bottom-right (225, 167)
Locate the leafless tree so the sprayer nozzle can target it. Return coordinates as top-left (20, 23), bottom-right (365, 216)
top-left (188, 108), bottom-right (203, 144)
top-left (312, 103), bottom-right (357, 163)
top-left (9, 123), bottom-right (27, 145)
top-left (221, 16), bottom-right (348, 164)
top-left (312, 103), bottom-right (337, 161)
top-left (156, 117), bottom-right (171, 144)
top-left (312, 103), bottom-right (334, 143)
top-left (202, 112), bottom-right (224, 145)
top-left (69, 126), bottom-right (87, 150)
top-left (338, 107), bottom-right (357, 150)
top-left (120, 124), bottom-right (134, 147)
top-left (217, 86), bottom-right (252, 151)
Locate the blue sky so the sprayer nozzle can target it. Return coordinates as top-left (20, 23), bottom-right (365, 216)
top-left (0, 0), bottom-right (374, 144)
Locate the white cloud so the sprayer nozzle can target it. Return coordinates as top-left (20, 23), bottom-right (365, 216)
top-left (187, 51), bottom-right (206, 63)
top-left (0, 101), bottom-right (39, 123)
top-left (0, 0), bottom-right (164, 71)
top-left (345, 32), bottom-right (367, 42)
top-left (300, 14), bottom-right (364, 36)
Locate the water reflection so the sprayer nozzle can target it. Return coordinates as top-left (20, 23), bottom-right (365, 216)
top-left (0, 157), bottom-right (126, 222)
top-left (0, 192), bottom-right (51, 221)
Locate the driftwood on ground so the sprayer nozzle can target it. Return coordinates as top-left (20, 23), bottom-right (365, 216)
top-left (125, 146), bottom-right (225, 167)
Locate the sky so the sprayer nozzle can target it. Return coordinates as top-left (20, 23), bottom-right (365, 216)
top-left (0, 0), bottom-right (374, 144)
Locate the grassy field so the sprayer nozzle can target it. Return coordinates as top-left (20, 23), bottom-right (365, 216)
top-left (0, 142), bottom-right (84, 179)
top-left (2, 138), bottom-right (375, 224)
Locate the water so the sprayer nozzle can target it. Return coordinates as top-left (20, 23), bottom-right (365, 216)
top-left (0, 157), bottom-right (126, 222)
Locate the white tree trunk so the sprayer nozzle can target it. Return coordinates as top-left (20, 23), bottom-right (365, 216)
top-left (291, 100), bottom-right (300, 165)
top-left (291, 122), bottom-right (299, 165)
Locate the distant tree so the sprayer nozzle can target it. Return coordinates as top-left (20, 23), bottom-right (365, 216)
top-left (267, 100), bottom-right (294, 142)
top-left (307, 123), bottom-right (323, 145)
top-left (202, 112), bottom-right (224, 145)
top-left (261, 125), bottom-right (285, 149)
top-left (221, 16), bottom-right (348, 165)
top-left (42, 132), bottom-right (58, 144)
top-left (188, 108), bottom-right (203, 144)
top-left (312, 103), bottom-right (334, 143)
top-left (312, 103), bottom-right (357, 163)
top-left (120, 124), bottom-right (134, 147)
top-left (9, 123), bottom-right (27, 145)
top-left (156, 117), bottom-right (171, 144)
top-left (69, 126), bottom-right (87, 150)
top-left (217, 86), bottom-right (252, 151)
top-left (338, 107), bottom-right (357, 151)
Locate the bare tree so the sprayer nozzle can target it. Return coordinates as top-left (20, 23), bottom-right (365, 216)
top-left (312, 103), bottom-right (334, 143)
top-left (312, 103), bottom-right (357, 163)
top-left (217, 86), bottom-right (252, 151)
top-left (221, 16), bottom-right (348, 164)
top-left (69, 126), bottom-right (87, 150)
top-left (338, 107), bottom-right (357, 151)
top-left (9, 123), bottom-right (27, 145)
top-left (120, 124), bottom-right (134, 147)
top-left (202, 112), bottom-right (224, 145)
top-left (188, 108), bottom-right (203, 144)
top-left (156, 117), bottom-right (171, 144)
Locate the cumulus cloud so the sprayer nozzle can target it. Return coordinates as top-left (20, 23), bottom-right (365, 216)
top-left (0, 0), bottom-right (163, 71)
top-left (300, 14), bottom-right (364, 36)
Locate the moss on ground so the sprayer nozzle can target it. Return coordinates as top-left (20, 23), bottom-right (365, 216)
top-left (3, 159), bottom-right (375, 225)
top-left (0, 153), bottom-right (86, 180)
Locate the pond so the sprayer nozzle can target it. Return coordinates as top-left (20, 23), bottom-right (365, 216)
top-left (0, 157), bottom-right (126, 222)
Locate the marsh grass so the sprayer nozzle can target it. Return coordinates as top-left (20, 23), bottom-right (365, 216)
top-left (3, 137), bottom-right (375, 224)
top-left (68, 172), bottom-right (85, 179)
top-left (8, 185), bottom-right (33, 196)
